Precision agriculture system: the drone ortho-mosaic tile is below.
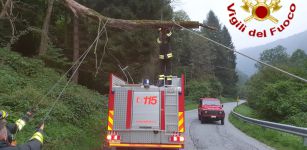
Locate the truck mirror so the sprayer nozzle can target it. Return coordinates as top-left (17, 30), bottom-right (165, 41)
top-left (221, 104), bottom-right (223, 108)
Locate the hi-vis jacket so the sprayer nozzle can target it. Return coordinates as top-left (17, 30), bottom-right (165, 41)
top-left (0, 115), bottom-right (43, 150)
top-left (157, 29), bottom-right (173, 60)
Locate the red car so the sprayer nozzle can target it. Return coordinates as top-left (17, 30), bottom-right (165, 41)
top-left (198, 98), bottom-right (225, 125)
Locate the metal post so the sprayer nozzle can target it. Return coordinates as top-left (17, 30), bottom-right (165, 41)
top-left (304, 137), bottom-right (307, 146)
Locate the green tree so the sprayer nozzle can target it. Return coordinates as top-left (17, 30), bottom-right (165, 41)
top-left (257, 45), bottom-right (289, 69)
top-left (290, 49), bottom-right (307, 68)
top-left (219, 26), bottom-right (238, 97)
top-left (201, 11), bottom-right (238, 97)
top-left (171, 10), bottom-right (193, 81)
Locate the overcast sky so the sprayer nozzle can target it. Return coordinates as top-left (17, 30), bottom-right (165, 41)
top-left (173, 0), bottom-right (307, 50)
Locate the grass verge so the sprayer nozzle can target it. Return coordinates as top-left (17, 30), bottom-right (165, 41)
top-left (230, 103), bottom-right (307, 150)
top-left (219, 97), bottom-right (237, 103)
top-left (185, 101), bottom-right (198, 111)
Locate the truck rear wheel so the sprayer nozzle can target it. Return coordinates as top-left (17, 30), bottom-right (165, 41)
top-left (198, 114), bottom-right (201, 120)
top-left (221, 118), bottom-right (224, 125)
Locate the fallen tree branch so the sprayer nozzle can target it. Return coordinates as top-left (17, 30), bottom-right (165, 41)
top-left (0, 0), bottom-right (9, 18)
top-left (63, 0), bottom-right (211, 30)
top-left (7, 26), bottom-right (41, 48)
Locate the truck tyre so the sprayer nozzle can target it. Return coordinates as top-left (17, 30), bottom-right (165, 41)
top-left (201, 117), bottom-right (205, 124)
top-left (198, 114), bottom-right (201, 120)
top-left (221, 118), bottom-right (224, 125)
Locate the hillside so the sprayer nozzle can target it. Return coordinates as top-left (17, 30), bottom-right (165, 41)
top-left (237, 30), bottom-right (307, 76)
top-left (0, 48), bottom-right (107, 150)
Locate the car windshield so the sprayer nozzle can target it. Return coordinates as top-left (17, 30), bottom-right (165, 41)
top-left (202, 100), bottom-right (220, 106)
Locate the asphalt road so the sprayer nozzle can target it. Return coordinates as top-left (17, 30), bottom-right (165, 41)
top-left (184, 101), bottom-right (274, 150)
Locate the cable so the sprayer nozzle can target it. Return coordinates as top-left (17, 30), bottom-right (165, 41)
top-left (42, 44), bottom-right (91, 122)
top-left (118, 65), bottom-right (129, 83)
top-left (31, 40), bottom-right (99, 111)
top-left (15, 31), bottom-right (103, 139)
top-left (32, 19), bottom-right (109, 112)
top-left (107, 50), bottom-right (134, 83)
top-left (42, 23), bottom-right (107, 122)
top-left (94, 19), bottom-right (102, 71)
top-left (125, 67), bottom-right (135, 84)
top-left (41, 19), bottom-right (109, 122)
top-left (95, 22), bottom-right (109, 77)
top-left (172, 21), bottom-right (307, 83)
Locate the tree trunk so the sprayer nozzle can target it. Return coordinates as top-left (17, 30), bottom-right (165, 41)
top-left (63, 0), bottom-right (213, 30)
top-left (0, 0), bottom-right (11, 18)
top-left (38, 0), bottom-right (55, 56)
top-left (72, 14), bottom-right (79, 83)
top-left (64, 13), bottom-right (69, 48)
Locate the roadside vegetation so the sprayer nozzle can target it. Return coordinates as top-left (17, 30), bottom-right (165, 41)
top-left (230, 46), bottom-right (307, 150)
top-left (0, 48), bottom-right (108, 150)
top-left (184, 77), bottom-right (237, 110)
top-left (246, 46), bottom-right (307, 126)
top-left (230, 103), bottom-right (307, 150)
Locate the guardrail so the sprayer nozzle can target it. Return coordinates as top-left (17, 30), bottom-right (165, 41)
top-left (231, 110), bottom-right (307, 146)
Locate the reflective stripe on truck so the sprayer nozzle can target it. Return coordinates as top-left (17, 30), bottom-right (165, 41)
top-left (108, 110), bottom-right (114, 130)
top-left (178, 74), bottom-right (185, 132)
top-left (107, 74), bottom-right (115, 131)
top-left (178, 112), bottom-right (184, 132)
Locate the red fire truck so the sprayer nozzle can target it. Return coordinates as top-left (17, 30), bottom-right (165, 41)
top-left (105, 74), bottom-right (185, 149)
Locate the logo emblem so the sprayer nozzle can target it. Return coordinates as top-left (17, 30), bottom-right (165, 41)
top-left (241, 0), bottom-right (282, 23)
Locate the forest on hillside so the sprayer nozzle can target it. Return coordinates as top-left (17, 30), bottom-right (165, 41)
top-left (0, 0), bottom-right (238, 98)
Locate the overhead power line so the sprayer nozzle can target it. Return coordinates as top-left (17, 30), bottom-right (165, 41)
top-left (173, 21), bottom-right (307, 83)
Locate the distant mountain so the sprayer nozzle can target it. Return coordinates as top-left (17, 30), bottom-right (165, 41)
top-left (237, 69), bottom-right (249, 85)
top-left (236, 30), bottom-right (307, 76)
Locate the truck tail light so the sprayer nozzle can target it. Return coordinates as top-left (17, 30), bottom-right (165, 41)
top-left (106, 132), bottom-right (121, 141)
top-left (179, 136), bottom-right (184, 142)
top-left (107, 135), bottom-right (112, 140)
top-left (170, 132), bottom-right (184, 142)
top-left (170, 136), bottom-right (177, 142)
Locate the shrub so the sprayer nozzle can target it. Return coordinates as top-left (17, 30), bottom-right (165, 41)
top-left (283, 112), bottom-right (307, 128)
top-left (0, 48), bottom-right (107, 150)
top-left (186, 79), bottom-right (222, 102)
